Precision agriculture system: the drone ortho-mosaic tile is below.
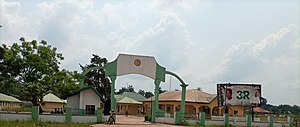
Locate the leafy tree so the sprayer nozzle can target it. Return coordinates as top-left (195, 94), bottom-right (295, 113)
top-left (197, 87), bottom-right (202, 91)
top-left (260, 97), bottom-right (267, 107)
top-left (138, 89), bottom-right (145, 96)
top-left (0, 38), bottom-right (64, 106)
top-left (80, 54), bottom-right (111, 100)
top-left (138, 89), bottom-right (154, 98)
top-left (80, 54), bottom-right (111, 115)
top-left (260, 97), bottom-right (300, 115)
top-left (0, 46), bottom-right (4, 59)
top-left (145, 91), bottom-right (154, 98)
top-left (48, 70), bottom-right (81, 97)
top-left (116, 85), bottom-right (135, 94)
top-left (159, 87), bottom-right (167, 94)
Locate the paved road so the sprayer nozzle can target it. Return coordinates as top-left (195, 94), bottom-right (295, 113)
top-left (91, 115), bottom-right (184, 127)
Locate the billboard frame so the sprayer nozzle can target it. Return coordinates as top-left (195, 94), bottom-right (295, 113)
top-left (217, 83), bottom-right (261, 107)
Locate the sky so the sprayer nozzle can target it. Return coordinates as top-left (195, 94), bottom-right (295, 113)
top-left (0, 0), bottom-right (299, 106)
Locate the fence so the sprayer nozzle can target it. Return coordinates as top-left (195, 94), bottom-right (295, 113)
top-left (154, 111), bottom-right (295, 127)
top-left (0, 106), bottom-right (104, 123)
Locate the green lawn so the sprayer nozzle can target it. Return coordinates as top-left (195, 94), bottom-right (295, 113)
top-left (0, 120), bottom-right (92, 127)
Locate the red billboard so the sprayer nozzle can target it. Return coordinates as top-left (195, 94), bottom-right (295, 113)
top-left (217, 83), bottom-right (261, 107)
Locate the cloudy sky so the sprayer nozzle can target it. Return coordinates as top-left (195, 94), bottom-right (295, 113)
top-left (0, 0), bottom-right (299, 105)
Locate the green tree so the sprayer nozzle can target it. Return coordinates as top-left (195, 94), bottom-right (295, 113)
top-left (47, 70), bottom-right (81, 97)
top-left (159, 87), bottom-right (167, 94)
top-left (80, 54), bottom-right (111, 100)
top-left (138, 89), bottom-right (145, 96)
top-left (0, 37), bottom-right (64, 106)
top-left (197, 87), bottom-right (202, 91)
top-left (80, 54), bottom-right (112, 115)
top-left (145, 91), bottom-right (154, 98)
top-left (117, 85), bottom-right (135, 94)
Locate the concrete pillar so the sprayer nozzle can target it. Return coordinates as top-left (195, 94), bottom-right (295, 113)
top-left (199, 112), bottom-right (205, 126)
top-left (65, 108), bottom-right (72, 123)
top-left (180, 84), bottom-right (188, 120)
top-left (31, 106), bottom-right (39, 121)
top-left (175, 111), bottom-right (181, 124)
top-left (151, 80), bottom-right (160, 122)
top-left (287, 116), bottom-right (292, 127)
top-left (173, 104), bottom-right (178, 113)
top-left (209, 106), bottom-right (213, 116)
top-left (110, 76), bottom-right (116, 111)
top-left (195, 106), bottom-right (199, 119)
top-left (268, 115), bottom-right (274, 127)
top-left (97, 108), bottom-right (104, 123)
top-left (246, 113), bottom-right (252, 127)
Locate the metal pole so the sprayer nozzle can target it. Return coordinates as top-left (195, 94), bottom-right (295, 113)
top-left (252, 106), bottom-right (254, 121)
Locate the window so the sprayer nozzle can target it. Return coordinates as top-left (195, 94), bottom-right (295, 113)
top-left (86, 105), bottom-right (95, 115)
top-left (234, 110), bottom-right (238, 115)
top-left (159, 104), bottom-right (163, 110)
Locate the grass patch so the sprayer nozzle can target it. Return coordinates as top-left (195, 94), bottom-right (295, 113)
top-left (0, 120), bottom-right (92, 127)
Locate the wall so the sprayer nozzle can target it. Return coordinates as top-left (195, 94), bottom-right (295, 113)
top-left (41, 102), bottom-right (65, 112)
top-left (0, 113), bottom-right (98, 123)
top-left (128, 104), bottom-right (140, 115)
top-left (0, 113), bottom-right (31, 121)
top-left (67, 94), bottom-right (79, 110)
top-left (80, 89), bottom-right (101, 109)
top-left (0, 102), bottom-right (21, 107)
top-left (144, 99), bottom-right (246, 117)
top-left (117, 104), bottom-right (142, 115)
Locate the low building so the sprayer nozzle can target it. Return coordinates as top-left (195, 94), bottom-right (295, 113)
top-left (62, 86), bottom-right (104, 115)
top-left (143, 89), bottom-right (245, 118)
top-left (115, 92), bottom-right (145, 115)
top-left (40, 93), bottom-right (66, 113)
top-left (0, 93), bottom-right (21, 108)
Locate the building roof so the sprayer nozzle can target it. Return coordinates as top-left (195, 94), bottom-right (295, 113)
top-left (43, 93), bottom-right (65, 103)
top-left (122, 92), bottom-right (146, 102)
top-left (61, 86), bottom-right (105, 102)
top-left (119, 97), bottom-right (142, 104)
top-left (115, 95), bottom-right (124, 102)
top-left (114, 95), bottom-right (142, 104)
top-left (145, 89), bottom-right (216, 103)
top-left (253, 107), bottom-right (272, 114)
top-left (0, 93), bottom-right (22, 103)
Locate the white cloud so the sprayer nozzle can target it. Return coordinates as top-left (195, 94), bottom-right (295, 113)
top-left (0, 0), bottom-right (299, 105)
top-left (208, 24), bottom-right (300, 105)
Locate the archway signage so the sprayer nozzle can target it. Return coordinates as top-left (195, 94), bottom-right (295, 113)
top-left (81, 54), bottom-right (188, 122)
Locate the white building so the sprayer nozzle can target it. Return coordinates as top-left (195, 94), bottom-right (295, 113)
top-left (62, 86), bottom-right (104, 115)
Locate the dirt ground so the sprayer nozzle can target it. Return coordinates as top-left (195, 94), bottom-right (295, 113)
top-left (90, 115), bottom-right (185, 127)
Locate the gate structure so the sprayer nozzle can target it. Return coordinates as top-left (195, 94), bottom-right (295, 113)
top-left (81, 54), bottom-right (187, 122)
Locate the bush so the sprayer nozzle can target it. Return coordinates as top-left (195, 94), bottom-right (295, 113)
top-left (180, 119), bottom-right (190, 126)
top-left (144, 114), bottom-right (151, 122)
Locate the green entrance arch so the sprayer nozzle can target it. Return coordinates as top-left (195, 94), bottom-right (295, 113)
top-left (81, 54), bottom-right (188, 122)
